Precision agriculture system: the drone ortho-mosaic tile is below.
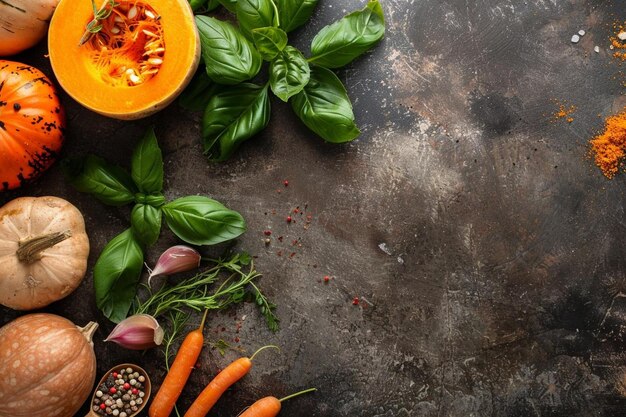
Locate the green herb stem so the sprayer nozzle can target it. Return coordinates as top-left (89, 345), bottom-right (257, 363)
top-left (135, 253), bottom-right (278, 369)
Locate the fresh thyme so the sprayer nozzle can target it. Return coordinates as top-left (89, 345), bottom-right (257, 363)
top-left (134, 252), bottom-right (279, 364)
top-left (79, 0), bottom-right (119, 46)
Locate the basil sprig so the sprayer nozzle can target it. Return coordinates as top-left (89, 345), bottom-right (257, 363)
top-left (202, 83), bottom-right (271, 161)
top-left (251, 27), bottom-right (287, 61)
top-left (186, 0), bottom-right (385, 159)
top-left (163, 196), bottom-right (246, 245)
top-left (308, 0), bottom-right (385, 68)
top-left (276, 0), bottom-right (318, 33)
top-left (63, 156), bottom-right (137, 206)
top-left (270, 46), bottom-right (310, 102)
top-left (195, 16), bottom-right (262, 85)
top-left (291, 65), bottom-right (360, 143)
top-left (65, 127), bottom-right (247, 322)
top-left (94, 229), bottom-right (144, 323)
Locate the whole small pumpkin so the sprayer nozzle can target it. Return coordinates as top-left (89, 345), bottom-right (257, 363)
top-left (0, 60), bottom-right (66, 191)
top-left (0, 313), bottom-right (98, 417)
top-left (0, 196), bottom-right (89, 310)
top-left (0, 0), bottom-right (60, 56)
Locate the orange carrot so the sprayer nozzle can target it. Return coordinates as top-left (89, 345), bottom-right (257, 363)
top-left (149, 309), bottom-right (209, 417)
top-left (238, 388), bottom-right (317, 417)
top-left (184, 345), bottom-right (279, 417)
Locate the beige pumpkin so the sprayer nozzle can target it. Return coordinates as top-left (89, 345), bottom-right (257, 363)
top-left (0, 313), bottom-right (98, 417)
top-left (0, 196), bottom-right (89, 310)
top-left (0, 0), bottom-right (60, 56)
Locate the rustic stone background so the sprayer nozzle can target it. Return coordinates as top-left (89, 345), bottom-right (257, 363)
top-left (2, 0), bottom-right (626, 416)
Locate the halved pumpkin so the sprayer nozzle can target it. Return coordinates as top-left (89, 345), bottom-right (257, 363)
top-left (48, 0), bottom-right (200, 120)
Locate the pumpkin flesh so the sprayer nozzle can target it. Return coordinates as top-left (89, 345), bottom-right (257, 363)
top-left (0, 61), bottom-right (65, 191)
top-left (48, 0), bottom-right (200, 119)
top-left (0, 314), bottom-right (97, 417)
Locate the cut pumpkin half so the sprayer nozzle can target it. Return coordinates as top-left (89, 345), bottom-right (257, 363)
top-left (48, 0), bottom-right (200, 120)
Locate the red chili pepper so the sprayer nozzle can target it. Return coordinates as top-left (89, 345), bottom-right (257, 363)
top-left (109, 387), bottom-right (117, 394)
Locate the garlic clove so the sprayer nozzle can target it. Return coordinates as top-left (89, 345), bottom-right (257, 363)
top-left (104, 314), bottom-right (164, 350)
top-left (148, 245), bottom-right (201, 284)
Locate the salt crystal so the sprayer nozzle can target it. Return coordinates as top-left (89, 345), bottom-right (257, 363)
top-left (571, 34), bottom-right (580, 43)
top-left (618, 32), bottom-right (626, 41)
top-left (578, 29), bottom-right (586, 36)
top-left (594, 46), bottom-right (600, 53)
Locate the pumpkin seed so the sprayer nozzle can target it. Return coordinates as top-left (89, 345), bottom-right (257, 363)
top-left (147, 58), bottom-right (162, 65)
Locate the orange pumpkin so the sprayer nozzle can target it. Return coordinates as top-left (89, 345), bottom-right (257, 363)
top-left (48, 0), bottom-right (200, 120)
top-left (0, 61), bottom-right (65, 191)
top-left (0, 313), bottom-right (97, 417)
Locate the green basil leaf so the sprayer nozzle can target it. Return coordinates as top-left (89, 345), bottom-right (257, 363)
top-left (94, 229), bottom-right (144, 323)
top-left (131, 127), bottom-right (163, 194)
top-left (217, 0), bottom-right (237, 12)
top-left (131, 204), bottom-right (162, 246)
top-left (236, 0), bottom-right (274, 40)
top-left (308, 0), bottom-right (385, 69)
top-left (196, 15), bottom-right (262, 85)
top-left (202, 83), bottom-right (270, 161)
top-left (290, 66), bottom-right (360, 143)
top-left (277, 0), bottom-right (318, 33)
top-left (189, 0), bottom-right (207, 11)
top-left (252, 26), bottom-right (288, 61)
top-left (162, 196), bottom-right (247, 245)
top-left (206, 0), bottom-right (220, 11)
top-left (179, 70), bottom-right (218, 111)
top-left (63, 155), bottom-right (137, 206)
top-left (270, 46), bottom-right (310, 101)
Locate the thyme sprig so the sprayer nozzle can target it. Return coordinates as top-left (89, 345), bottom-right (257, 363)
top-left (79, 0), bottom-right (119, 46)
top-left (134, 252), bottom-right (279, 364)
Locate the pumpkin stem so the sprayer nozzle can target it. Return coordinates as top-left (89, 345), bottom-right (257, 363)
top-left (16, 230), bottom-right (72, 263)
top-left (79, 321), bottom-right (99, 344)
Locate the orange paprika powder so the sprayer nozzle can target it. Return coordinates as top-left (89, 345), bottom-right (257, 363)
top-left (590, 108), bottom-right (626, 179)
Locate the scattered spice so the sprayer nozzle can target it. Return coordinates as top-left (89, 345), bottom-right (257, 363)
top-left (590, 108), bottom-right (626, 179)
top-left (283, 180), bottom-right (289, 187)
top-left (352, 297), bottom-right (360, 305)
top-left (263, 230), bottom-right (272, 236)
top-left (610, 22), bottom-right (626, 61)
top-left (323, 275), bottom-right (330, 283)
top-left (551, 100), bottom-right (576, 123)
top-left (286, 215), bottom-right (292, 223)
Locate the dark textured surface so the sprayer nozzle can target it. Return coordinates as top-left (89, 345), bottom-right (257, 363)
top-left (2, 0), bottom-right (626, 416)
